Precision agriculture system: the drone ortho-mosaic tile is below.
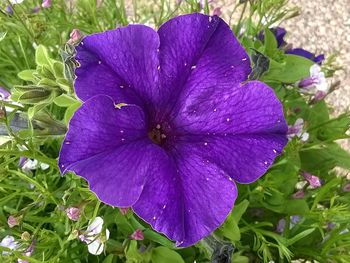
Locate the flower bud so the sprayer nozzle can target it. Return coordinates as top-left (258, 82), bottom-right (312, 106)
top-left (292, 190), bottom-right (305, 199)
top-left (67, 29), bottom-right (83, 45)
top-left (301, 171), bottom-right (322, 188)
top-left (21, 232), bottom-right (31, 241)
top-left (66, 207), bottom-right (81, 221)
top-left (119, 207), bottom-right (129, 215)
top-left (41, 0), bottom-right (52, 9)
top-left (7, 215), bottom-right (20, 228)
top-left (130, 229), bottom-right (144, 241)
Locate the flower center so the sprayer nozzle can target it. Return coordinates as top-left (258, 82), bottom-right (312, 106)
top-left (148, 124), bottom-right (167, 145)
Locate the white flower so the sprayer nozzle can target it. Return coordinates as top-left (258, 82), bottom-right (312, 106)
top-left (287, 118), bottom-right (309, 142)
top-left (298, 64), bottom-right (328, 93)
top-left (80, 217), bottom-right (110, 255)
top-left (9, 0), bottom-right (24, 4)
top-left (0, 235), bottom-right (20, 255)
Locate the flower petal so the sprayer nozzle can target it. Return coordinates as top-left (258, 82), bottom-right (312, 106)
top-left (75, 25), bottom-right (160, 108)
top-left (59, 95), bottom-right (160, 206)
top-left (88, 240), bottom-right (104, 255)
top-left (173, 81), bottom-right (287, 135)
top-left (171, 81), bottom-right (287, 183)
top-left (132, 147), bottom-right (237, 247)
top-left (156, 13), bottom-right (250, 117)
top-left (87, 217), bottom-right (104, 235)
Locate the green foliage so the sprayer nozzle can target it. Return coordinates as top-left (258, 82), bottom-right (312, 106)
top-left (0, 0), bottom-right (349, 263)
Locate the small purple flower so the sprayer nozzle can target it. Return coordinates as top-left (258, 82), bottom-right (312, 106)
top-left (342, 183), bottom-right (350, 192)
top-left (326, 222), bottom-right (336, 230)
top-left (287, 118), bottom-right (309, 142)
top-left (59, 14), bottom-right (288, 246)
top-left (301, 171), bottom-right (322, 188)
top-left (5, 5), bottom-right (13, 15)
top-left (276, 219), bottom-right (286, 233)
top-left (7, 215), bottom-right (20, 228)
top-left (0, 87), bottom-right (11, 100)
top-left (31, 6), bottom-right (40, 13)
top-left (130, 229), bottom-right (144, 241)
top-left (18, 239), bottom-right (35, 263)
top-left (292, 190), bottom-right (305, 199)
top-left (66, 207), bottom-right (81, 221)
top-left (67, 29), bottom-right (83, 45)
top-left (0, 235), bottom-right (20, 255)
top-left (41, 0), bottom-right (51, 9)
top-left (290, 215), bottom-right (301, 226)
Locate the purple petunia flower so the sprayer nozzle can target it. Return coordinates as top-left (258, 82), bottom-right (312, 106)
top-left (58, 14), bottom-right (288, 246)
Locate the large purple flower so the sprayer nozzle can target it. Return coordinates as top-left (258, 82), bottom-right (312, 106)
top-left (59, 14), bottom-right (288, 246)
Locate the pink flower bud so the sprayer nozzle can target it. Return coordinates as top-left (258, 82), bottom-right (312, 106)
top-left (41, 0), bottom-right (52, 9)
top-left (301, 171), bottom-right (322, 188)
top-left (212, 7), bottom-right (222, 16)
top-left (7, 215), bottom-right (20, 228)
top-left (68, 29), bottom-right (83, 45)
top-left (292, 190), bottom-right (305, 199)
top-left (342, 183), bottom-right (350, 192)
top-left (66, 207), bottom-right (81, 221)
top-left (130, 229), bottom-right (144, 241)
top-left (119, 207), bottom-right (129, 215)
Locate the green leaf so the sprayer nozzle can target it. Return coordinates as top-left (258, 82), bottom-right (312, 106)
top-left (262, 54), bottom-right (314, 83)
top-left (64, 102), bottom-right (81, 124)
top-left (102, 254), bottom-right (115, 263)
top-left (35, 45), bottom-right (52, 68)
top-left (28, 103), bottom-right (47, 119)
top-left (52, 62), bottom-right (65, 79)
top-left (0, 32), bottom-right (7, 42)
top-left (143, 229), bottom-right (175, 249)
top-left (286, 228), bottom-right (316, 246)
top-left (125, 240), bottom-right (144, 263)
top-left (151, 247), bottom-right (184, 263)
top-left (300, 143), bottom-right (350, 172)
top-left (18, 89), bottom-right (51, 104)
top-left (283, 199), bottom-right (309, 215)
top-left (263, 29), bottom-right (278, 58)
top-left (216, 200), bottom-right (249, 242)
top-left (56, 78), bottom-right (72, 93)
top-left (53, 94), bottom-right (77, 107)
top-left (18, 70), bottom-right (37, 82)
top-left (232, 199), bottom-right (250, 222)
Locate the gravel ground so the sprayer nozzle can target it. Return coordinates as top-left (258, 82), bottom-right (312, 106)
top-left (281, 0), bottom-right (350, 150)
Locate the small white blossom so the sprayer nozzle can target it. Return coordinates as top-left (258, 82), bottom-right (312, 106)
top-left (287, 118), bottom-right (309, 142)
top-left (79, 217), bottom-right (110, 255)
top-left (0, 235), bottom-right (20, 255)
top-left (298, 64), bottom-right (328, 93)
